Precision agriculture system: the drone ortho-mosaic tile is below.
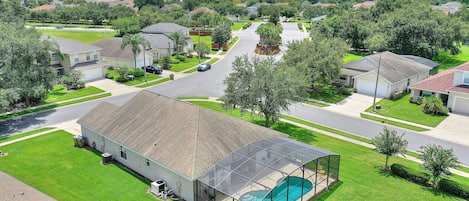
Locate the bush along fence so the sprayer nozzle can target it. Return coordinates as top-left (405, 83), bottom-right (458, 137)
top-left (391, 164), bottom-right (469, 199)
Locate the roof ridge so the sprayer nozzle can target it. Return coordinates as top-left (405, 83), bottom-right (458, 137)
top-left (191, 106), bottom-right (200, 178)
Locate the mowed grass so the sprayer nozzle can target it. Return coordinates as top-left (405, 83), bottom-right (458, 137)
top-left (343, 52), bottom-right (366, 64)
top-left (231, 22), bottom-right (243, 30)
top-left (189, 101), bottom-right (466, 201)
top-left (37, 30), bottom-right (116, 44)
top-left (365, 94), bottom-right (447, 127)
top-left (45, 85), bottom-right (104, 103)
top-left (106, 70), bottom-right (161, 86)
top-left (434, 45), bottom-right (469, 72)
top-left (171, 57), bottom-right (209, 72)
top-left (0, 130), bottom-right (158, 201)
top-left (309, 85), bottom-right (351, 104)
top-left (190, 35), bottom-right (212, 51)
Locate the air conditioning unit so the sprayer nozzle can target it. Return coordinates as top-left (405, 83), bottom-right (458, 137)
top-left (150, 180), bottom-right (166, 195)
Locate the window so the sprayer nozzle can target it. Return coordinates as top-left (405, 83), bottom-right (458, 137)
top-left (120, 146), bottom-right (127, 159)
top-left (74, 54), bottom-right (79, 63)
top-left (86, 53), bottom-right (91, 61)
top-left (463, 73), bottom-right (469, 85)
top-left (94, 51), bottom-right (98, 60)
top-left (146, 159), bottom-right (150, 166)
top-left (51, 53), bottom-right (58, 62)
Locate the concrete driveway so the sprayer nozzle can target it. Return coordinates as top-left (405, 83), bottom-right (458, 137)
top-left (425, 113), bottom-right (469, 147)
top-left (324, 93), bottom-right (380, 117)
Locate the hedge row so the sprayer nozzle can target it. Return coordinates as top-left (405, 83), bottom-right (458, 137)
top-left (243, 22), bottom-right (252, 30)
top-left (439, 179), bottom-right (469, 199)
top-left (390, 164), bottom-right (430, 186)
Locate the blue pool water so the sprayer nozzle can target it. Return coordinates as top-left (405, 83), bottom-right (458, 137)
top-left (239, 176), bottom-right (313, 201)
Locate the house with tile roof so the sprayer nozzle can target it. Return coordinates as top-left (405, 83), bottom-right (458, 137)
top-left (31, 4), bottom-right (56, 12)
top-left (341, 51), bottom-right (431, 98)
top-left (410, 62), bottom-right (469, 115)
top-left (44, 35), bottom-right (105, 81)
top-left (78, 90), bottom-right (340, 201)
top-left (92, 37), bottom-right (154, 68)
top-left (352, 1), bottom-right (375, 9)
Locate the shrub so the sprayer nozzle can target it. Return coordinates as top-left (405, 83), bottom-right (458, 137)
top-left (176, 55), bottom-right (186, 62)
top-left (248, 14), bottom-right (257, 21)
top-left (297, 22), bottom-right (303, 29)
top-left (391, 91), bottom-right (404, 100)
top-left (115, 66), bottom-right (129, 82)
top-left (410, 96), bottom-right (423, 105)
top-left (390, 164), bottom-right (430, 186)
top-left (421, 96), bottom-right (449, 115)
top-left (159, 54), bottom-right (172, 70)
top-left (105, 73), bottom-right (114, 79)
top-left (438, 178), bottom-right (469, 199)
top-left (243, 22), bottom-right (252, 29)
top-left (128, 68), bottom-right (144, 77)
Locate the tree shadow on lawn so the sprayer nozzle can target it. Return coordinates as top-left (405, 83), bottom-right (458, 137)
top-left (269, 121), bottom-right (319, 143)
top-left (312, 181), bottom-right (343, 201)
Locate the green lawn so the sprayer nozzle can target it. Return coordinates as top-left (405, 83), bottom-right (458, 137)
top-left (0, 127), bottom-right (54, 144)
top-left (190, 35), bottom-right (212, 51)
top-left (303, 100), bottom-right (329, 107)
top-left (434, 45), bottom-right (469, 72)
top-left (137, 78), bottom-right (171, 88)
top-left (231, 22), bottom-right (243, 31)
top-left (343, 53), bottom-right (366, 64)
top-left (26, 21), bottom-right (112, 29)
top-left (170, 57), bottom-right (209, 72)
top-left (190, 101), bottom-right (467, 201)
top-left (0, 130), bottom-right (158, 201)
top-left (309, 85), bottom-right (351, 104)
top-left (106, 70), bottom-right (161, 86)
top-left (37, 30), bottom-right (116, 44)
top-left (303, 23), bottom-right (311, 31)
top-left (177, 96), bottom-right (209, 100)
top-left (45, 85), bottom-right (104, 103)
top-left (360, 113), bottom-right (429, 131)
top-left (365, 94), bottom-right (447, 127)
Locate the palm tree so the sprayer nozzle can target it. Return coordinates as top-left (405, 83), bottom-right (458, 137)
top-left (168, 31), bottom-right (187, 56)
top-left (121, 34), bottom-right (150, 81)
top-left (371, 127), bottom-right (408, 171)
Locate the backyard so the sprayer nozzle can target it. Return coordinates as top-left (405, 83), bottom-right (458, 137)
top-left (365, 94), bottom-right (447, 127)
top-left (37, 29), bottom-right (116, 44)
top-left (0, 130), bottom-right (158, 201)
top-left (190, 101), bottom-right (469, 201)
top-left (434, 45), bottom-right (469, 72)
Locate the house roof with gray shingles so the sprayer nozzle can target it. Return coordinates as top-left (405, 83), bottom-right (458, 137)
top-left (141, 23), bottom-right (189, 34)
top-left (141, 33), bottom-right (174, 49)
top-left (402, 55), bottom-right (439, 69)
top-left (344, 51), bottom-right (432, 83)
top-left (44, 35), bottom-right (102, 55)
top-left (77, 91), bottom-right (286, 180)
top-left (92, 38), bottom-right (134, 60)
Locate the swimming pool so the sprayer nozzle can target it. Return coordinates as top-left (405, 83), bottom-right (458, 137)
top-left (239, 176), bottom-right (313, 201)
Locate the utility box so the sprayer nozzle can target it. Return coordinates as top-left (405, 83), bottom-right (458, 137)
top-left (101, 153), bottom-right (112, 165)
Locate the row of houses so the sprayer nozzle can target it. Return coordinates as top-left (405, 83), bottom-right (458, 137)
top-left (340, 51), bottom-right (469, 115)
top-left (46, 22), bottom-right (192, 81)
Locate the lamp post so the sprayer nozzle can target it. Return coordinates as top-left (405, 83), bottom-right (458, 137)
top-left (372, 52), bottom-right (382, 113)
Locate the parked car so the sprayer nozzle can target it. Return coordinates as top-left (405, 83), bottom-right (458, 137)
top-left (197, 63), bottom-right (211, 71)
top-left (144, 65), bottom-right (163, 74)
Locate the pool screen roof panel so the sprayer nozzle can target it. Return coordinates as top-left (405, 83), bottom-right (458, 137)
top-left (197, 137), bottom-right (338, 200)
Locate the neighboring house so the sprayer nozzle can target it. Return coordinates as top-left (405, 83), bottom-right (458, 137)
top-left (352, 1), bottom-right (375, 9)
top-left (341, 51), bottom-right (431, 98)
top-left (160, 3), bottom-right (182, 13)
top-left (190, 6), bottom-right (216, 16)
top-left (44, 35), bottom-right (105, 82)
top-left (78, 90), bottom-right (340, 201)
top-left (141, 23), bottom-right (193, 59)
top-left (431, 2), bottom-right (462, 14)
top-left (402, 55), bottom-right (439, 75)
top-left (92, 38), bottom-right (154, 69)
top-left (410, 62), bottom-right (469, 115)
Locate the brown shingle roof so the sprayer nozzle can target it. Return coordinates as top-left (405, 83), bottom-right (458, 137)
top-left (190, 7), bottom-right (216, 15)
top-left (410, 69), bottom-right (454, 93)
top-left (31, 4), bottom-right (56, 11)
top-left (92, 38), bottom-right (134, 60)
top-left (78, 91), bottom-right (285, 180)
top-left (455, 62), bottom-right (469, 71)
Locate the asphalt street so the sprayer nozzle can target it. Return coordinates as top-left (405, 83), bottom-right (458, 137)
top-left (1, 22), bottom-right (468, 165)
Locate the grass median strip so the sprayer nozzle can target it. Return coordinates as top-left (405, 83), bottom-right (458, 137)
top-left (360, 113), bottom-right (429, 131)
top-left (0, 93), bottom-right (111, 121)
top-left (0, 127), bottom-right (55, 144)
top-left (137, 78), bottom-right (171, 88)
top-left (303, 100), bottom-right (329, 107)
top-left (45, 86), bottom-right (104, 103)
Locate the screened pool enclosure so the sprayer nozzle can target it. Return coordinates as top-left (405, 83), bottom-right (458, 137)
top-left (196, 137), bottom-right (340, 201)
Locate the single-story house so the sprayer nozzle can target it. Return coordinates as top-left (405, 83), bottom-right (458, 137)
top-left (92, 37), bottom-right (154, 69)
top-left (402, 55), bottom-right (439, 75)
top-left (410, 62), bottom-right (469, 115)
top-left (341, 51), bottom-right (432, 98)
top-left (44, 35), bottom-right (105, 82)
top-left (78, 91), bottom-right (340, 201)
top-left (141, 23), bottom-right (193, 59)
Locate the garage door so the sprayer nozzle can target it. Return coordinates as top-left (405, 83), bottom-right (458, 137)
top-left (356, 79), bottom-right (388, 97)
top-left (453, 97), bottom-right (469, 115)
top-left (81, 68), bottom-right (103, 82)
top-left (135, 58), bottom-right (152, 68)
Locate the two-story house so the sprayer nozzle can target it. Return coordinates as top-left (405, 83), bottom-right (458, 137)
top-left (410, 62), bottom-right (469, 115)
top-left (141, 23), bottom-right (193, 60)
top-left (92, 37), bottom-right (154, 69)
top-left (46, 35), bottom-right (105, 82)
